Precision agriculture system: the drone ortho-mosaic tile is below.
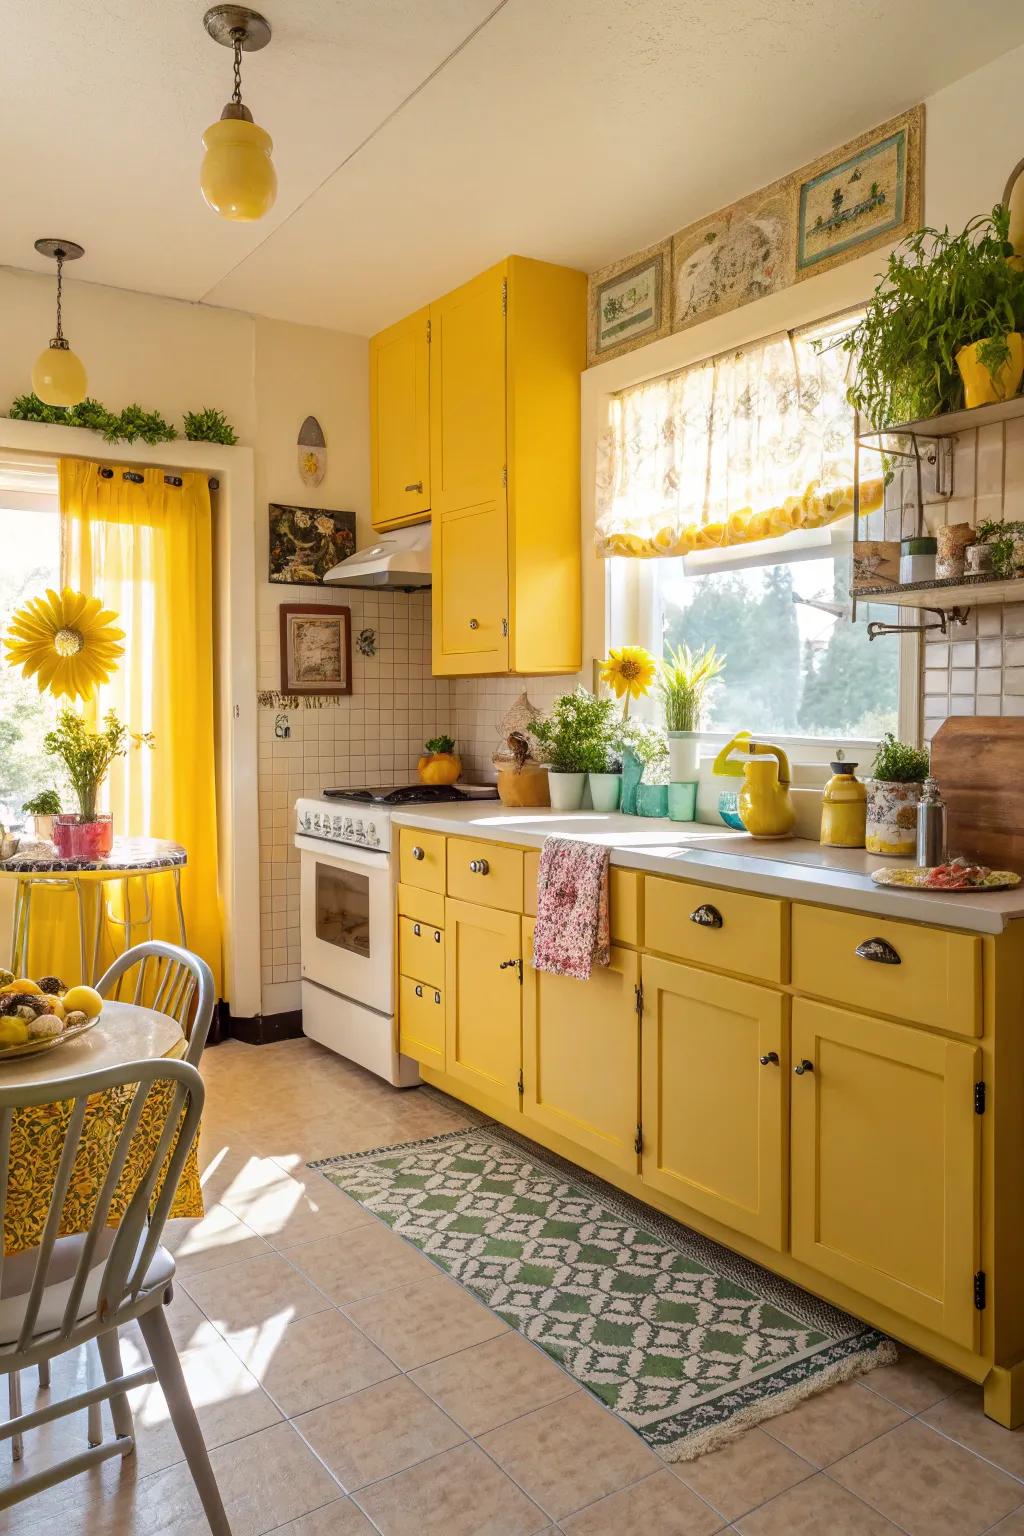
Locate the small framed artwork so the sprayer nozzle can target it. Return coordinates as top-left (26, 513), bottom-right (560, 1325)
top-left (279, 604), bottom-right (352, 696)
top-left (796, 106), bottom-right (923, 279)
top-left (269, 503), bottom-right (356, 584)
top-left (588, 241), bottom-right (670, 366)
top-left (672, 179), bottom-right (796, 332)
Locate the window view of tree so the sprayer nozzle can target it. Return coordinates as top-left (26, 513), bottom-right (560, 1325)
top-left (0, 508), bottom-right (61, 825)
top-left (661, 555), bottom-right (898, 739)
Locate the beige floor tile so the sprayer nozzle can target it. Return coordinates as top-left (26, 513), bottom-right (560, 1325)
top-left (222, 1166), bottom-right (374, 1249)
top-left (295, 1375), bottom-right (465, 1490)
top-left (733, 1473), bottom-right (906, 1534)
top-left (559, 1468), bottom-right (723, 1534)
top-left (268, 1501), bottom-right (379, 1534)
top-left (246, 1306), bottom-right (398, 1416)
top-left (282, 1221), bottom-right (437, 1306)
top-left (354, 1440), bottom-right (547, 1536)
top-left (830, 1418), bottom-right (1024, 1535)
top-left (478, 1389), bottom-right (660, 1521)
top-left (343, 1272), bottom-right (508, 1370)
top-left (761, 1381), bottom-right (908, 1467)
top-left (987, 1512), bottom-right (1024, 1534)
top-left (861, 1347), bottom-right (967, 1414)
top-left (670, 1425), bottom-right (815, 1522)
top-left (180, 1251), bottom-right (331, 1340)
top-left (922, 1386), bottom-right (1024, 1479)
top-left (164, 1202), bottom-right (273, 1278)
top-left (409, 1331), bottom-right (578, 1434)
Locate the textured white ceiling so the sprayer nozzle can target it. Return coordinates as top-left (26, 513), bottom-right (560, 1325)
top-left (4, 0), bottom-right (1024, 335)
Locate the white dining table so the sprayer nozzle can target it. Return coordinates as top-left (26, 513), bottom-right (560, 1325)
top-left (0, 1001), bottom-right (186, 1090)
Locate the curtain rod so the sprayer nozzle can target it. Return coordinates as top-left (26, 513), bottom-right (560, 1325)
top-left (96, 466), bottom-right (220, 490)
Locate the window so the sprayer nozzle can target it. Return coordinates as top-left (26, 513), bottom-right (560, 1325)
top-left (0, 461), bottom-right (60, 825)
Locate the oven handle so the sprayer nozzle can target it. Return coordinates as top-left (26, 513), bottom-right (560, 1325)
top-left (294, 834), bottom-right (390, 870)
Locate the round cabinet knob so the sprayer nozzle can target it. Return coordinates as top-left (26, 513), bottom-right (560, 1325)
top-left (433, 930), bottom-right (441, 943)
top-left (415, 985), bottom-right (423, 998)
top-left (413, 923), bottom-right (421, 936)
top-left (468, 618), bottom-right (480, 630)
top-left (469, 859), bottom-right (490, 875)
top-left (759, 1052), bottom-right (779, 1066)
top-left (794, 1059), bottom-right (814, 1076)
top-left (411, 846), bottom-right (425, 861)
top-left (434, 991), bottom-right (441, 1005)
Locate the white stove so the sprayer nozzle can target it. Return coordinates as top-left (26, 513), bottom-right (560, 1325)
top-left (294, 784), bottom-right (471, 854)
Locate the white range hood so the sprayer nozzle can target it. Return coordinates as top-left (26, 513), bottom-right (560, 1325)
top-left (324, 524), bottom-right (431, 591)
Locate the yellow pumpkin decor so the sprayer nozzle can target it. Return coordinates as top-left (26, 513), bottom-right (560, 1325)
top-left (417, 735), bottom-right (462, 786)
top-left (4, 587), bottom-right (125, 700)
top-left (599, 645), bottom-right (657, 716)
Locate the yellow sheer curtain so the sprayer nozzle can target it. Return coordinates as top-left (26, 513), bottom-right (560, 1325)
top-left (59, 459), bottom-right (222, 992)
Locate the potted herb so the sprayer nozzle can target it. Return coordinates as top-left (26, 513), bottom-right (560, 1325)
top-left (841, 206), bottom-right (1024, 424)
top-left (21, 789), bottom-right (61, 842)
top-left (976, 519), bottom-right (1024, 579)
top-left (417, 734), bottom-right (462, 786)
top-left (657, 643), bottom-right (725, 782)
top-left (866, 732), bottom-right (930, 856)
top-left (529, 689), bottom-right (616, 812)
top-left (611, 718), bottom-right (670, 816)
top-left (44, 707), bottom-right (154, 859)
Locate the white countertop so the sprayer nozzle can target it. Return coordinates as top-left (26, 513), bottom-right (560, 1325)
top-left (390, 803), bottom-right (1024, 935)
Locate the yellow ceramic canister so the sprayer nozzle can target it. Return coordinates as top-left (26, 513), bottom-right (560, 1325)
top-left (820, 760), bottom-right (867, 848)
top-left (737, 742), bottom-right (796, 839)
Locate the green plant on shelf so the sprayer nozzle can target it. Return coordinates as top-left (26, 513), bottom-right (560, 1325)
top-left (528, 688), bottom-right (616, 775)
top-left (21, 789), bottom-right (61, 817)
top-left (424, 734), bottom-right (456, 754)
top-left (108, 404), bottom-right (177, 445)
top-left (183, 407), bottom-right (238, 445)
top-left (976, 519), bottom-right (1024, 579)
top-left (43, 707), bottom-right (154, 821)
top-left (870, 731), bottom-right (929, 784)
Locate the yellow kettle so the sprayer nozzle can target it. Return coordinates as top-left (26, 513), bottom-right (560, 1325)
top-left (737, 741), bottom-right (796, 839)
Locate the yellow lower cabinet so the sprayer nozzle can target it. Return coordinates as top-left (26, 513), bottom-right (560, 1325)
top-left (521, 918), bottom-right (640, 1174)
top-left (640, 955), bottom-right (786, 1248)
top-left (444, 898), bottom-right (523, 1111)
top-left (790, 998), bottom-right (981, 1349)
top-left (398, 975), bottom-right (445, 1069)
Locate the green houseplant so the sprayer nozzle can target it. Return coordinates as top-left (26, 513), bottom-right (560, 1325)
top-left (658, 643), bottom-right (725, 782)
top-left (866, 732), bottom-right (930, 857)
top-left (43, 708), bottom-right (154, 858)
top-left (841, 206), bottom-right (1024, 426)
top-left (529, 689), bottom-right (616, 811)
top-left (21, 788), bottom-right (61, 842)
top-left (417, 733), bottom-right (462, 786)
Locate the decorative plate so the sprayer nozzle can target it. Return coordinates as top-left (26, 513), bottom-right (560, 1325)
top-left (871, 866), bottom-right (1021, 892)
top-left (0, 1014), bottom-right (100, 1062)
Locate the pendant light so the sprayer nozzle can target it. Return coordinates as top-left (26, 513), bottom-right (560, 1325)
top-left (31, 239), bottom-right (87, 407)
top-left (200, 6), bottom-right (276, 222)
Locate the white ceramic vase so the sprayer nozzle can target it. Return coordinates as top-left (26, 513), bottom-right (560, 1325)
top-left (865, 779), bottom-right (922, 856)
top-left (547, 771), bottom-right (586, 812)
top-left (587, 772), bottom-right (621, 812)
top-left (668, 732), bottom-right (700, 783)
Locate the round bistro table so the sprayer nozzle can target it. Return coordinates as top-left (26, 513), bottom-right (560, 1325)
top-left (0, 837), bottom-right (187, 986)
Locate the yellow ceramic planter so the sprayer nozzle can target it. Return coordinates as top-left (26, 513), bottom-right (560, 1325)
top-left (956, 333), bottom-right (1024, 408)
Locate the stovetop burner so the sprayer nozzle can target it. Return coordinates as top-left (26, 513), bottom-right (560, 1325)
top-left (322, 784), bottom-right (469, 806)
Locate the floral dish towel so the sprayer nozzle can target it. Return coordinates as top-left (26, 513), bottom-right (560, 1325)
top-left (532, 836), bottom-right (610, 981)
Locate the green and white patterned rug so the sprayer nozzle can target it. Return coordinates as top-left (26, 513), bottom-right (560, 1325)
top-left (314, 1122), bottom-right (894, 1460)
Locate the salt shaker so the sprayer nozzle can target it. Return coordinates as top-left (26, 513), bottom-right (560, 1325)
top-left (916, 776), bottom-right (946, 867)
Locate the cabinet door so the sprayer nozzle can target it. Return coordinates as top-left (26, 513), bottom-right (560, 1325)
top-left (522, 919), bottom-right (639, 1174)
top-left (791, 999), bottom-right (981, 1349)
top-left (430, 265), bottom-right (509, 674)
top-left (444, 899), bottom-right (522, 1110)
top-left (370, 308), bottom-right (430, 529)
top-left (641, 955), bottom-right (786, 1248)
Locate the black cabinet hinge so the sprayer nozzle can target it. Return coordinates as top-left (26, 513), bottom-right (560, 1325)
top-left (517, 1068), bottom-right (524, 1097)
top-left (974, 1270), bottom-right (987, 1310)
top-left (635, 983), bottom-right (643, 1018)
top-left (975, 1081), bottom-right (987, 1115)
top-left (634, 1123), bottom-right (643, 1155)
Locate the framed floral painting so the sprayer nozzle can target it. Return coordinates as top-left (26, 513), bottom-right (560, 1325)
top-left (587, 241), bottom-right (671, 365)
top-left (268, 504), bottom-right (356, 584)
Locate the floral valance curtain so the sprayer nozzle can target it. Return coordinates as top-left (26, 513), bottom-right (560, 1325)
top-left (595, 326), bottom-right (883, 559)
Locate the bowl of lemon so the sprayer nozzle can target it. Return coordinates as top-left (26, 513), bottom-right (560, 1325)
top-left (0, 973), bottom-right (104, 1060)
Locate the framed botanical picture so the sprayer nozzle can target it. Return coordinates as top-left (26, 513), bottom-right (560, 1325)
top-left (269, 503), bottom-right (356, 584)
top-left (796, 106), bottom-right (923, 279)
top-left (279, 604), bottom-right (352, 696)
top-left (588, 241), bottom-right (671, 365)
top-left (672, 178), bottom-right (796, 332)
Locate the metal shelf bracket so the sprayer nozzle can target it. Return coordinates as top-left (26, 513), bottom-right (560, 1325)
top-left (866, 606), bottom-right (971, 642)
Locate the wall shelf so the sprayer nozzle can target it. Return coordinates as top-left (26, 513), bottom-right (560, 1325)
top-left (857, 392), bottom-right (1024, 447)
top-left (853, 573), bottom-right (1024, 611)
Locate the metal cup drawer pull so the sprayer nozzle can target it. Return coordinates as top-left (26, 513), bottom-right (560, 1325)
top-left (759, 1051), bottom-right (779, 1066)
top-left (433, 991), bottom-right (441, 1005)
top-left (413, 923), bottom-right (421, 936)
top-left (411, 846), bottom-right (425, 861)
top-left (690, 903), bottom-right (723, 929)
top-left (855, 937), bottom-right (901, 965)
top-left (433, 930), bottom-right (441, 943)
top-left (469, 858), bottom-right (489, 875)
top-left (794, 1058), bottom-right (814, 1075)
top-left (415, 985), bottom-right (423, 998)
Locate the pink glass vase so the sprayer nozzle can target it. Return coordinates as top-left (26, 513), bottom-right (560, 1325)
top-left (53, 814), bottom-right (114, 860)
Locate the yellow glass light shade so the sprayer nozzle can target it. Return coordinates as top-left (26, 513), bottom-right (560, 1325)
top-left (200, 116), bottom-right (276, 221)
top-left (31, 343), bottom-right (87, 407)
top-left (4, 587), bottom-right (124, 700)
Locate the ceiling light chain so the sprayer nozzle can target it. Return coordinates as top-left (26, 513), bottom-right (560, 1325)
top-left (31, 238), bottom-right (87, 406)
top-left (231, 33), bottom-right (244, 107)
top-left (52, 248), bottom-right (68, 351)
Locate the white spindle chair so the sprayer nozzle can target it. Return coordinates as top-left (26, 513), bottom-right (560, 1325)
top-left (97, 940), bottom-right (217, 1066)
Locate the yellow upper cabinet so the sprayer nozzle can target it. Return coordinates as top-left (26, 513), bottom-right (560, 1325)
top-left (370, 306), bottom-right (431, 530)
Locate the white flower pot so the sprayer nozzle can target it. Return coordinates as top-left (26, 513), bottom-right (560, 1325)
top-left (547, 771), bottom-right (587, 812)
top-left (587, 772), bottom-right (622, 812)
top-left (865, 779), bottom-right (922, 856)
top-left (668, 732), bottom-right (700, 783)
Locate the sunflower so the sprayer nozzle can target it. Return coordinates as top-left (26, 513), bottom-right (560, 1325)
top-left (4, 588), bottom-right (125, 701)
top-left (599, 645), bottom-right (657, 716)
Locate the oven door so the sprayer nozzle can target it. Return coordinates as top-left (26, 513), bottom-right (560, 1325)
top-left (298, 838), bottom-right (393, 1014)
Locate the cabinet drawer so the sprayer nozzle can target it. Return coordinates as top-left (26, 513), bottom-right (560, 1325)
top-left (792, 904), bottom-right (981, 1037)
top-left (399, 975), bottom-right (445, 1069)
top-left (397, 883), bottom-right (445, 929)
top-left (398, 916), bottom-right (444, 990)
top-left (399, 829), bottom-right (446, 894)
top-left (447, 838), bottom-right (523, 912)
top-left (523, 854), bottom-right (642, 946)
top-left (644, 876), bottom-right (786, 984)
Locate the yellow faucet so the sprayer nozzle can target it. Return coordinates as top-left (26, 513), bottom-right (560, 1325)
top-left (737, 740), bottom-right (796, 839)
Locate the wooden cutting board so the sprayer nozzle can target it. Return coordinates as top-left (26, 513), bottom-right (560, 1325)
top-left (930, 717), bottom-right (1024, 873)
